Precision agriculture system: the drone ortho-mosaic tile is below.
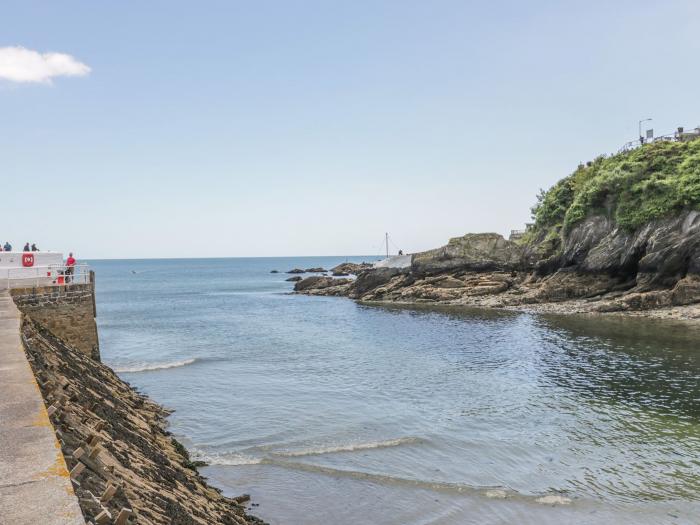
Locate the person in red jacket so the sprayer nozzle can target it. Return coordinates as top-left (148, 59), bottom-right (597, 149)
top-left (65, 252), bottom-right (76, 283)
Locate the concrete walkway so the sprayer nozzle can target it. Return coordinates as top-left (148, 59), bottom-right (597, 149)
top-left (0, 292), bottom-right (84, 525)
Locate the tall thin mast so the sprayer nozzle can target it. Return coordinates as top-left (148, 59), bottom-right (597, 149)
top-left (385, 232), bottom-right (389, 258)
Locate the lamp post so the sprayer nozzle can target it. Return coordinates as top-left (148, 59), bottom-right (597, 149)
top-left (639, 118), bottom-right (652, 144)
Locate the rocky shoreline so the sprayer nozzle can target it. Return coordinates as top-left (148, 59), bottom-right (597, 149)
top-left (21, 316), bottom-right (265, 525)
top-left (294, 214), bottom-right (700, 323)
top-left (358, 295), bottom-right (700, 322)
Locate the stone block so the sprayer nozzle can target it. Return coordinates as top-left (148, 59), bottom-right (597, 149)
top-left (100, 483), bottom-right (117, 504)
top-left (95, 509), bottom-right (112, 524)
top-left (115, 508), bottom-right (133, 525)
top-left (69, 462), bottom-right (86, 479)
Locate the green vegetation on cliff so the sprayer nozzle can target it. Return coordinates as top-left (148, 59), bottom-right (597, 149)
top-left (531, 140), bottom-right (700, 234)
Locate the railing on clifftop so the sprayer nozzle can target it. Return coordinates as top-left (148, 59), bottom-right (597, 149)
top-left (509, 229), bottom-right (526, 241)
top-left (618, 126), bottom-right (700, 153)
top-left (0, 264), bottom-right (92, 290)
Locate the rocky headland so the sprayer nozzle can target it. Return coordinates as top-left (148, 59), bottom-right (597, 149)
top-left (295, 141), bottom-right (700, 321)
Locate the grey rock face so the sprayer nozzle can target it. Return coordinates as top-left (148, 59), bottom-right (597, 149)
top-left (351, 267), bottom-right (404, 297)
top-left (561, 216), bottom-right (614, 268)
top-left (560, 211), bottom-right (700, 286)
top-left (294, 276), bottom-right (351, 292)
top-left (330, 262), bottom-right (373, 276)
top-left (636, 211), bottom-right (700, 287)
top-left (411, 233), bottom-right (523, 275)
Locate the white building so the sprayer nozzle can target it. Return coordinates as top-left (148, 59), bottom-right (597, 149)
top-left (0, 251), bottom-right (72, 289)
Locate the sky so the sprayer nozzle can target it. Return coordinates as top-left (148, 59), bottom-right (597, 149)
top-left (2, 0), bottom-right (699, 259)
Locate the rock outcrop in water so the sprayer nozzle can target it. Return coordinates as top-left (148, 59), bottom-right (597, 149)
top-left (293, 276), bottom-right (352, 295)
top-left (330, 262), bottom-right (373, 276)
top-left (296, 142), bottom-right (700, 319)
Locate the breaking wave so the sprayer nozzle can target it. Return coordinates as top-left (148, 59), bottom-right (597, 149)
top-left (202, 455), bottom-right (568, 504)
top-left (271, 437), bottom-right (423, 457)
top-left (259, 460), bottom-right (571, 505)
top-left (192, 437), bottom-right (572, 505)
top-left (192, 451), bottom-right (263, 466)
top-left (194, 436), bottom-right (421, 467)
top-left (113, 358), bottom-right (197, 373)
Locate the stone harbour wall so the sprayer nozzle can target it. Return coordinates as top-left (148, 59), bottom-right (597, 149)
top-left (20, 315), bottom-right (265, 525)
top-left (10, 283), bottom-right (100, 361)
top-left (3, 275), bottom-right (265, 524)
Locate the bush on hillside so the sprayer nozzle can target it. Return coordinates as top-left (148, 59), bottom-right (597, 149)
top-left (530, 140), bottom-right (700, 234)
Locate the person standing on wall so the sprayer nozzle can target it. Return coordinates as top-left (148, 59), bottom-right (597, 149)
top-left (65, 252), bottom-right (76, 283)
top-left (3, 241), bottom-right (11, 252)
top-left (23, 242), bottom-right (30, 252)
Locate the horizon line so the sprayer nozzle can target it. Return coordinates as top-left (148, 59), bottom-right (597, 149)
top-left (81, 254), bottom-right (387, 262)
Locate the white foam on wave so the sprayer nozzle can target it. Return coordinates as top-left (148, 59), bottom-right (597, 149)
top-left (536, 495), bottom-right (572, 505)
top-left (193, 437), bottom-right (421, 467)
top-left (114, 358), bottom-right (197, 373)
top-left (271, 436), bottom-right (422, 457)
top-left (194, 451), bottom-right (263, 466)
top-left (193, 445), bottom-right (571, 506)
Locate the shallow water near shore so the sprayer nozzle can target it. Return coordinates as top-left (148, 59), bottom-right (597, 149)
top-left (92, 257), bottom-right (700, 524)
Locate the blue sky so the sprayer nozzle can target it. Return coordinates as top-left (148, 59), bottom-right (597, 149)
top-left (2, 0), bottom-right (699, 258)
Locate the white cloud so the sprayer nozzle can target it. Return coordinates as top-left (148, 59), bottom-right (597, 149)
top-left (0, 46), bottom-right (90, 84)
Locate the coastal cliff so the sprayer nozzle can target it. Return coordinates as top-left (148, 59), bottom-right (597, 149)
top-left (296, 141), bottom-right (700, 319)
top-left (11, 286), bottom-right (264, 525)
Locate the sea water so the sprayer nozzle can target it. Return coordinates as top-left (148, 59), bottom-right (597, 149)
top-left (91, 257), bottom-right (700, 524)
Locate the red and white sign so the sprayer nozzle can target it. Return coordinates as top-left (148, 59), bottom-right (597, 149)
top-left (22, 253), bottom-right (35, 267)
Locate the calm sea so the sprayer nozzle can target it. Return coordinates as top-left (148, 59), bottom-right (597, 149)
top-left (90, 257), bottom-right (700, 524)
